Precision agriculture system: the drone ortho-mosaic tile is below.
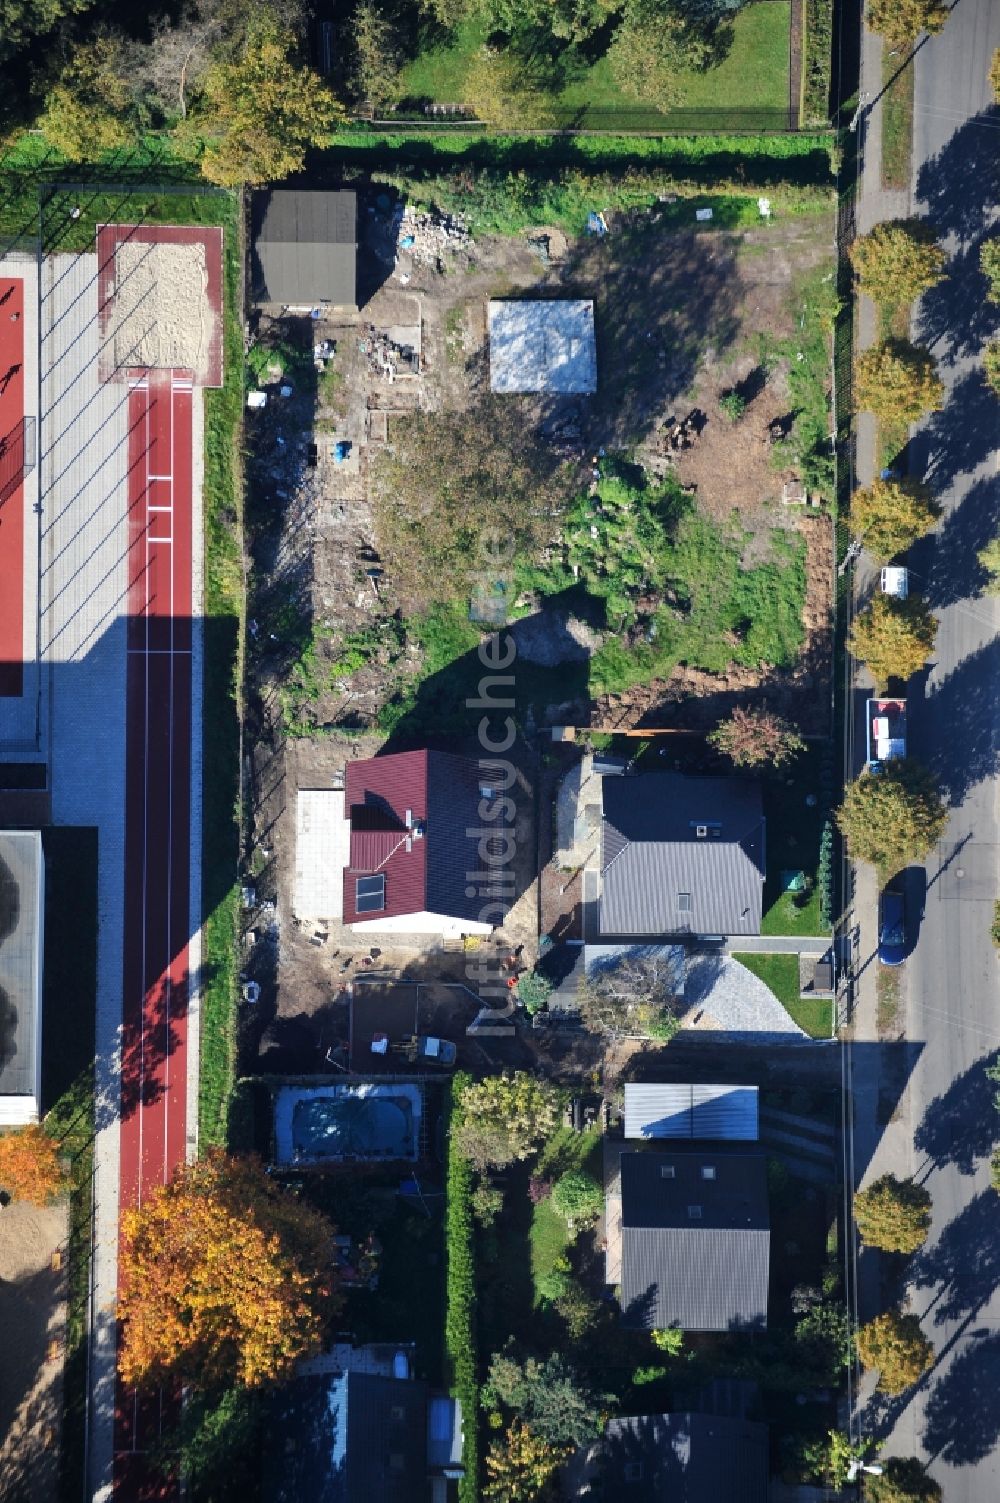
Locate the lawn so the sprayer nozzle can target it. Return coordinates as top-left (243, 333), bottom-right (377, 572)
top-left (733, 952), bottom-right (833, 1038)
top-left (398, 3), bottom-right (791, 131)
top-left (760, 742), bottom-right (833, 938)
top-left (529, 1126), bottom-right (602, 1305)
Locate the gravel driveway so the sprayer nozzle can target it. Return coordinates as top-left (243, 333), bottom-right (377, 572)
top-left (679, 952), bottom-right (806, 1040)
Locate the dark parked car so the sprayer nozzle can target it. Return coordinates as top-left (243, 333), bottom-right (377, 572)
top-left (878, 879), bottom-right (907, 966)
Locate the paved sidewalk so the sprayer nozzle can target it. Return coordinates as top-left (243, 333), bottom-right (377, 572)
top-left (722, 935), bottom-right (832, 955)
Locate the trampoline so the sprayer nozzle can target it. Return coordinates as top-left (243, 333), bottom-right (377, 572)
top-left (274, 1083), bottom-right (422, 1165)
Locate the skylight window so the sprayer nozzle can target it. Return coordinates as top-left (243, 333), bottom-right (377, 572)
top-left (355, 873), bottom-right (386, 913)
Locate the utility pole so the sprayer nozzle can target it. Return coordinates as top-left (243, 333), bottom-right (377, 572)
top-left (848, 91), bottom-right (871, 132)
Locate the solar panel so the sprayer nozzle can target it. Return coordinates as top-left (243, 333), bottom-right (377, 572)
top-left (355, 874), bottom-right (385, 913)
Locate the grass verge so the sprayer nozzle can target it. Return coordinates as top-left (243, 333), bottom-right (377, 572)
top-left (445, 1076), bottom-right (478, 1503)
top-left (876, 965), bottom-right (901, 1036)
top-left (881, 48), bottom-right (913, 192)
top-left (733, 952), bottom-right (833, 1037)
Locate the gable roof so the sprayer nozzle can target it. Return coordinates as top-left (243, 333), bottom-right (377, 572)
top-left (252, 190), bottom-right (357, 306)
top-left (623, 1084), bottom-right (759, 1142)
top-left (619, 1150), bottom-right (769, 1331)
top-left (600, 773), bottom-right (764, 938)
top-left (596, 1412), bottom-right (769, 1503)
top-left (263, 1372), bottom-right (427, 1503)
top-left (343, 750), bottom-right (489, 926)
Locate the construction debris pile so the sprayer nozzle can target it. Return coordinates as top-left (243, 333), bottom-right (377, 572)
top-left (653, 409), bottom-right (707, 462)
top-left (360, 326), bottom-right (419, 381)
top-left (397, 207), bottom-right (474, 268)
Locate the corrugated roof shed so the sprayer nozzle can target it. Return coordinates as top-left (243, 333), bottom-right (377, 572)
top-left (489, 299), bottom-right (597, 393)
top-left (624, 1084), bottom-right (759, 1142)
top-left (0, 830), bottom-right (43, 1122)
top-left (342, 750), bottom-right (493, 926)
top-left (263, 1372), bottom-right (427, 1502)
top-left (619, 1149), bottom-right (769, 1331)
top-left (252, 190), bottom-right (357, 306)
top-left (597, 1412), bottom-right (769, 1503)
top-left (600, 773), bottom-right (765, 938)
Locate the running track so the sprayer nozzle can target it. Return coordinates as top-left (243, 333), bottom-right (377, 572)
top-left (114, 368), bottom-right (193, 1499)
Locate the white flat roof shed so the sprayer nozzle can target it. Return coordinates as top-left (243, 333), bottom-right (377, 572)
top-left (624, 1083), bottom-right (759, 1142)
top-left (0, 830), bottom-right (44, 1125)
top-left (294, 790), bottom-right (349, 922)
top-left (489, 299), bottom-right (597, 394)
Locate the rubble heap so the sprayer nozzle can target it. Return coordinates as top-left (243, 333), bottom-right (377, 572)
top-left (397, 206), bottom-right (474, 267)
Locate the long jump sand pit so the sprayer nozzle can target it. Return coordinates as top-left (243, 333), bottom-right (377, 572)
top-left (97, 224), bottom-right (223, 387)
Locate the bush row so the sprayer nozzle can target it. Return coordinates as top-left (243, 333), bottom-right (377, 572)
top-left (801, 0), bottom-right (834, 127)
top-left (445, 1074), bottom-right (479, 1503)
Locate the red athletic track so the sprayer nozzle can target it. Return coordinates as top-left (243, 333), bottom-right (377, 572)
top-left (113, 368), bottom-right (193, 1501)
top-left (0, 276), bottom-right (25, 697)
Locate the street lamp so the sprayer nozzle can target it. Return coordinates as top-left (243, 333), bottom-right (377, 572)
top-left (848, 92), bottom-right (871, 133)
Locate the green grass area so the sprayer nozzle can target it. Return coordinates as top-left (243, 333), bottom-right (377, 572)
top-left (529, 1127), bottom-right (601, 1305)
top-left (881, 49), bottom-right (913, 193)
top-left (38, 829), bottom-right (98, 1503)
top-left (399, 3), bottom-right (790, 131)
top-left (733, 951), bottom-right (833, 1037)
top-left (876, 965), bottom-right (901, 1036)
top-left (760, 742), bottom-right (833, 937)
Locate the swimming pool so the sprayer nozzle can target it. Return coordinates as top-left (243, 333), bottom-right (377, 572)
top-left (273, 1083), bottom-right (422, 1165)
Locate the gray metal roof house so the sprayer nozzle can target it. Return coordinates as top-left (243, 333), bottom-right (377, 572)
top-left (0, 831), bottom-right (44, 1125)
top-left (600, 773), bottom-right (765, 940)
top-left (623, 1083), bottom-right (759, 1142)
top-left (252, 190), bottom-right (357, 308)
top-left (589, 1412), bottom-right (769, 1503)
top-left (618, 1149), bottom-right (769, 1331)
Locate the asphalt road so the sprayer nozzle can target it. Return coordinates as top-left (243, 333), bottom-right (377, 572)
top-left (855, 3), bottom-right (1000, 1496)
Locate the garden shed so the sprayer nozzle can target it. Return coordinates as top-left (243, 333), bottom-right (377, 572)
top-left (251, 189), bottom-right (357, 308)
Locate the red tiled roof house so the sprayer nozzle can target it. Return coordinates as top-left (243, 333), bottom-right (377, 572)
top-left (343, 750), bottom-right (496, 937)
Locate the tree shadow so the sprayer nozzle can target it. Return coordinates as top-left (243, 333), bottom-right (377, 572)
top-left (912, 368), bottom-right (1000, 497)
top-left (921, 474), bottom-right (1000, 609)
top-left (915, 636), bottom-right (1000, 804)
top-left (923, 1331), bottom-right (1000, 1467)
top-left (914, 107), bottom-right (1000, 248)
top-left (912, 1190), bottom-right (1000, 1328)
top-left (913, 1053), bottom-right (1000, 1178)
top-left (915, 236), bottom-right (1000, 368)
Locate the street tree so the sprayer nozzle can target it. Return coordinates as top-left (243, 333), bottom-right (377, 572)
top-left (453, 1072), bottom-right (559, 1170)
top-left (192, 15), bottom-right (343, 185)
top-left (351, 2), bottom-right (403, 111)
top-left (37, 34), bottom-right (137, 159)
top-left (976, 537), bottom-right (1000, 595)
top-left (855, 340), bottom-right (944, 425)
top-left (866, 0), bottom-right (947, 51)
top-left (0, 1122), bottom-right (68, 1205)
top-left (577, 950), bottom-right (682, 1040)
top-left (850, 477), bottom-right (941, 562)
top-left (483, 1349), bottom-right (606, 1446)
top-left (461, 46), bottom-right (556, 128)
top-left (981, 239), bottom-right (1000, 302)
top-left (857, 1311), bottom-right (933, 1394)
top-left (866, 1456), bottom-right (943, 1503)
top-left (854, 1174), bottom-right (932, 1253)
top-left (550, 1170), bottom-right (603, 1228)
top-left (708, 706), bottom-right (805, 768)
top-left (984, 341), bottom-right (1000, 397)
top-left (991, 48), bottom-right (1000, 104)
top-left (484, 1419), bottom-right (569, 1502)
top-left (848, 219), bottom-right (947, 308)
top-left (836, 760), bottom-right (947, 876)
top-left (847, 593), bottom-right (938, 687)
top-left (608, 0), bottom-right (728, 114)
top-left (118, 1149), bottom-right (340, 1388)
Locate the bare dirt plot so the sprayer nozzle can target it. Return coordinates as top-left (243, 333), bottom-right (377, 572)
top-left (0, 1198), bottom-right (68, 1502)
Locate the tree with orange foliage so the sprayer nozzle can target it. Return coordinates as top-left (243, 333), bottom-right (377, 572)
top-left (118, 1150), bottom-right (340, 1389)
top-left (0, 1122), bottom-right (68, 1205)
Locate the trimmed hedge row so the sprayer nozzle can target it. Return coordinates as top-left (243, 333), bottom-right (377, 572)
top-left (445, 1074), bottom-right (479, 1503)
top-left (802, 0), bottom-right (834, 126)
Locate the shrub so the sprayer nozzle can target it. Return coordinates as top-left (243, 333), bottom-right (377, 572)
top-left (708, 706), bottom-right (804, 768)
top-left (553, 1284), bottom-right (602, 1340)
top-left (453, 1072), bottom-right (559, 1170)
top-left (550, 1170), bottom-right (603, 1228)
top-left (982, 238), bottom-right (1000, 303)
top-left (984, 341), bottom-right (1000, 397)
top-left (472, 1179), bottom-right (505, 1227)
top-left (0, 1123), bottom-right (68, 1205)
top-left (528, 1175), bottom-right (553, 1205)
top-left (720, 390), bottom-right (747, 422)
top-left (818, 819), bottom-right (834, 928)
top-left (802, 0), bottom-right (834, 125)
top-left (517, 970), bottom-right (553, 1016)
top-left (446, 1075), bottom-right (479, 1502)
top-left (536, 1268), bottom-right (573, 1302)
top-left (651, 1326), bottom-right (684, 1356)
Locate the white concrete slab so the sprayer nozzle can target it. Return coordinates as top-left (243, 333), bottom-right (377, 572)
top-left (294, 788), bottom-right (348, 921)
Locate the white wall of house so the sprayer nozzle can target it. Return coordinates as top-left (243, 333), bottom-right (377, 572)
top-left (351, 909), bottom-right (492, 938)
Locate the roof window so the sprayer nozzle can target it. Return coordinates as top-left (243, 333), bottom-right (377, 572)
top-left (355, 873), bottom-right (386, 913)
top-left (677, 893), bottom-right (692, 912)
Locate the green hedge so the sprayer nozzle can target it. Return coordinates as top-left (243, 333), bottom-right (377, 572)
top-left (801, 0), bottom-right (834, 126)
top-left (445, 1074), bottom-right (478, 1503)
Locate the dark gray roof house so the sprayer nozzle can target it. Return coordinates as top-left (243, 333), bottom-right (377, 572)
top-left (263, 1372), bottom-right (427, 1503)
top-left (0, 830), bottom-right (44, 1126)
top-left (252, 190), bottom-right (357, 307)
top-left (618, 1149), bottom-right (769, 1331)
top-left (599, 773), bottom-right (765, 939)
top-left (590, 1412), bottom-right (769, 1503)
